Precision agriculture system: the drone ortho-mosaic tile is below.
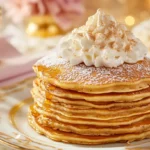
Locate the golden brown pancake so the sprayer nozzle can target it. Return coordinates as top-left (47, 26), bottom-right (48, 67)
top-left (33, 97), bottom-right (150, 121)
top-left (34, 78), bottom-right (150, 102)
top-left (33, 58), bottom-right (150, 94)
top-left (32, 86), bottom-right (150, 110)
top-left (30, 107), bottom-right (150, 136)
top-left (33, 104), bottom-right (150, 127)
top-left (36, 115), bottom-right (150, 136)
top-left (28, 109), bottom-right (150, 145)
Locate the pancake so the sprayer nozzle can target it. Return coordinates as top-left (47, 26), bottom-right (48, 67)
top-left (33, 104), bottom-right (150, 127)
top-left (31, 106), bottom-right (150, 136)
top-left (28, 110), bottom-right (150, 145)
top-left (36, 114), bottom-right (150, 136)
top-left (34, 78), bottom-right (150, 102)
top-left (34, 58), bottom-right (150, 94)
top-left (34, 100), bottom-right (150, 121)
top-left (32, 87), bottom-right (150, 110)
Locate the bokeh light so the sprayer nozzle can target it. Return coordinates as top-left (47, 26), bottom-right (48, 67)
top-left (125, 16), bottom-right (135, 26)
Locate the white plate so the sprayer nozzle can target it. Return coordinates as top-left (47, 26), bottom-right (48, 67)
top-left (0, 78), bottom-right (150, 150)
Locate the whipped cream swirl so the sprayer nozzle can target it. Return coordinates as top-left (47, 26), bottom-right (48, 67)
top-left (58, 9), bottom-right (148, 68)
top-left (132, 19), bottom-right (150, 58)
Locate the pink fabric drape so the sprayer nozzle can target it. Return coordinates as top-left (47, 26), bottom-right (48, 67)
top-left (0, 38), bottom-right (35, 87)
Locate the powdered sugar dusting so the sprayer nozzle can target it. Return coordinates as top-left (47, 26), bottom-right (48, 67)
top-left (35, 54), bottom-right (67, 67)
top-left (35, 56), bottom-right (150, 85)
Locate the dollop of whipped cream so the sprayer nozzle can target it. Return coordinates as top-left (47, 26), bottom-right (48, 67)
top-left (132, 19), bottom-right (150, 56)
top-left (58, 9), bottom-right (148, 68)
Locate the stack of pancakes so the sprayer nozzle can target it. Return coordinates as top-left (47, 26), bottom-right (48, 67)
top-left (28, 56), bottom-right (150, 145)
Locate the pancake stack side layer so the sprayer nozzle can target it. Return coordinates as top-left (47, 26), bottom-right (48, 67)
top-left (28, 57), bottom-right (150, 145)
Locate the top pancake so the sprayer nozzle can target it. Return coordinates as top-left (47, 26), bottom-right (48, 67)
top-left (34, 56), bottom-right (150, 94)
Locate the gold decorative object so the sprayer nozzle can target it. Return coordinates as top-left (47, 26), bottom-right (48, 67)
top-left (25, 15), bottom-right (64, 38)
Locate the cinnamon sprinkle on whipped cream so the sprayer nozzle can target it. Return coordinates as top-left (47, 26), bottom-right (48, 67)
top-left (58, 9), bottom-right (148, 68)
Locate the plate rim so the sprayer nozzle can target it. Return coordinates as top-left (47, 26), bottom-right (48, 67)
top-left (0, 78), bottom-right (62, 150)
top-left (0, 138), bottom-right (30, 150)
top-left (0, 78), bottom-right (38, 150)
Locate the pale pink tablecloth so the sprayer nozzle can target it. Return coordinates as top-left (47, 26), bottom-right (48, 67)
top-left (0, 38), bottom-right (36, 87)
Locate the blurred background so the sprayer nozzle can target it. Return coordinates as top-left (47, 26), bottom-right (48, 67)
top-left (1, 0), bottom-right (150, 149)
top-left (1, 0), bottom-right (150, 53)
top-left (0, 0), bottom-right (150, 53)
top-left (85, 0), bottom-right (150, 28)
